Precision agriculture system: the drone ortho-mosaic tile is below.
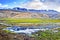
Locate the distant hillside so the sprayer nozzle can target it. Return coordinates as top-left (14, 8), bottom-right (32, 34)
top-left (13, 7), bottom-right (60, 19)
top-left (0, 7), bottom-right (60, 19)
top-left (0, 9), bottom-right (49, 18)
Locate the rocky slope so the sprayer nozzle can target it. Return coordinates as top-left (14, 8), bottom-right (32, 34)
top-left (0, 9), bottom-right (49, 18)
top-left (0, 30), bottom-right (35, 40)
top-left (13, 7), bottom-right (60, 19)
top-left (0, 8), bottom-right (60, 19)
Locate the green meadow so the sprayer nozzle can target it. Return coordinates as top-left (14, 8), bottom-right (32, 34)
top-left (0, 18), bottom-right (60, 24)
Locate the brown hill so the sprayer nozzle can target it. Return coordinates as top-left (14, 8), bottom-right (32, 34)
top-left (0, 10), bottom-right (49, 18)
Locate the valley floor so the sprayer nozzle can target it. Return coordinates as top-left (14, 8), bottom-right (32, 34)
top-left (0, 18), bottom-right (60, 26)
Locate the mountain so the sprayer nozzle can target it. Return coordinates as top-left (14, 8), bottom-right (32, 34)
top-left (12, 7), bottom-right (60, 19)
top-left (13, 7), bottom-right (60, 14)
top-left (0, 7), bottom-right (60, 19)
top-left (13, 7), bottom-right (27, 12)
top-left (0, 9), bottom-right (49, 18)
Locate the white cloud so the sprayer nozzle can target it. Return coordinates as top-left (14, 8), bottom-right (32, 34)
top-left (0, 0), bottom-right (60, 12)
top-left (0, 3), bottom-right (8, 8)
top-left (54, 7), bottom-right (60, 12)
top-left (19, 0), bottom-right (60, 12)
top-left (20, 0), bottom-right (48, 9)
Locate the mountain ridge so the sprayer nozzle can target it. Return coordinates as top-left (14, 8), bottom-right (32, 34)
top-left (0, 7), bottom-right (60, 19)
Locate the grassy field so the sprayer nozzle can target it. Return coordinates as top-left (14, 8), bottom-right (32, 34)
top-left (0, 18), bottom-right (60, 24)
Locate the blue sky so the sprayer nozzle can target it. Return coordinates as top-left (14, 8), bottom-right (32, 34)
top-left (0, 0), bottom-right (60, 12)
top-left (0, 0), bottom-right (30, 8)
top-left (0, 0), bottom-right (27, 4)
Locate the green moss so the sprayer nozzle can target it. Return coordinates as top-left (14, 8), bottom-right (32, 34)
top-left (4, 30), bottom-right (11, 33)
